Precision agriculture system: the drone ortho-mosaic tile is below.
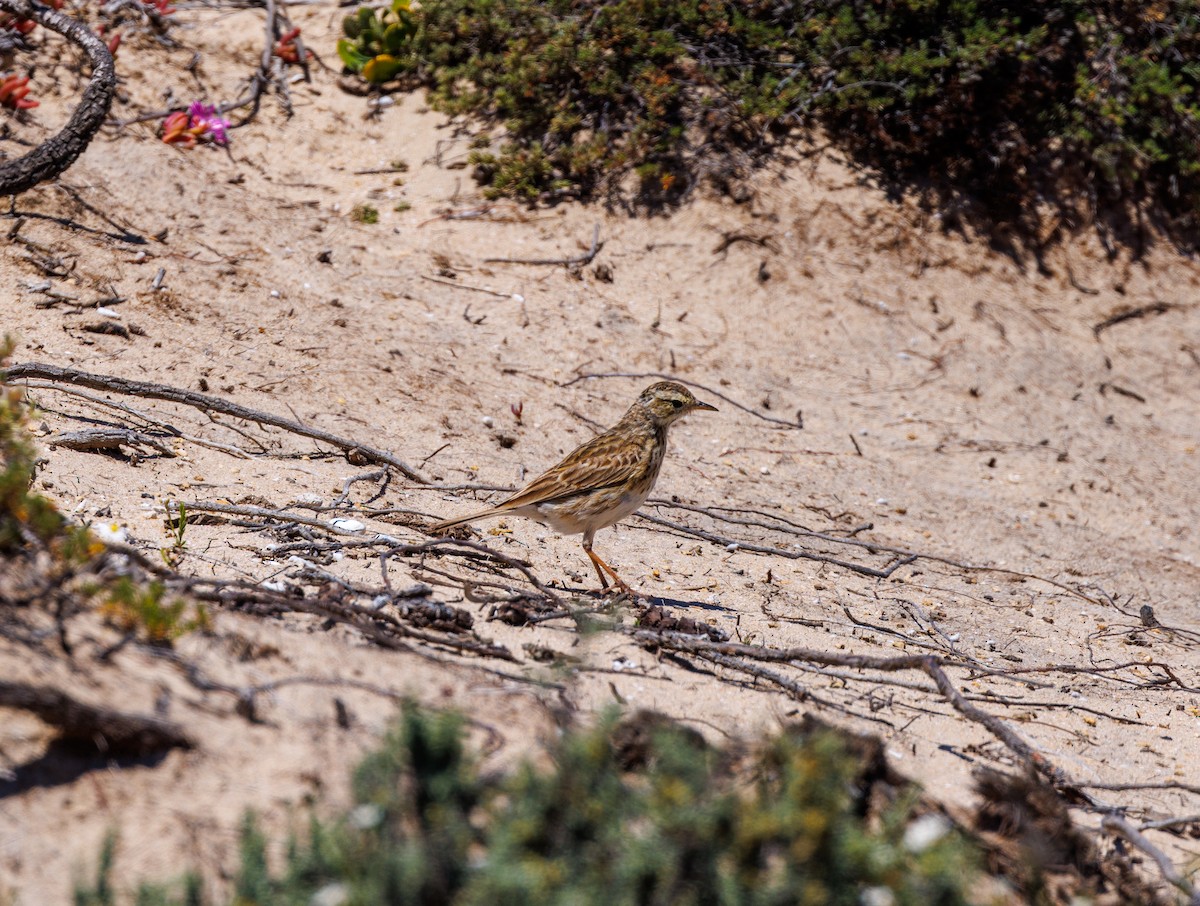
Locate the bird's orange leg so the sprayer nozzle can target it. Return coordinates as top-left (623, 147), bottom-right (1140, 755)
top-left (582, 535), bottom-right (634, 596)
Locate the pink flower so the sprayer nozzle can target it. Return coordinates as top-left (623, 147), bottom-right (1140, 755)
top-left (186, 101), bottom-right (230, 146)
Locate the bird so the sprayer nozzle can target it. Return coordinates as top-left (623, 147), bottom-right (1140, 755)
top-left (429, 381), bottom-right (718, 594)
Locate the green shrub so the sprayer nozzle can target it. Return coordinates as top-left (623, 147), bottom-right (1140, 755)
top-left (99, 577), bottom-right (211, 643)
top-left (2, 341), bottom-right (206, 639)
top-left (2, 338), bottom-right (67, 551)
top-left (353, 0), bottom-right (1200, 243)
top-left (101, 706), bottom-right (977, 904)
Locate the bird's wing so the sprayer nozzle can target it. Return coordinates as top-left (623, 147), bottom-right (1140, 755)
top-left (498, 427), bottom-right (652, 510)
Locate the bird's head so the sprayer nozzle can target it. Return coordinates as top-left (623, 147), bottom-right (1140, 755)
top-left (636, 381), bottom-right (718, 427)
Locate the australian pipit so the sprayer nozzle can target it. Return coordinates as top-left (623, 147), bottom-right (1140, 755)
top-left (430, 381), bottom-right (717, 593)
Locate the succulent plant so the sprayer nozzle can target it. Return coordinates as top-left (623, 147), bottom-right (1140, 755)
top-left (337, 0), bottom-right (414, 84)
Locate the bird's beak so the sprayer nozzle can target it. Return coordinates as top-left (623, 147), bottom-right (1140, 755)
top-left (693, 400), bottom-right (719, 412)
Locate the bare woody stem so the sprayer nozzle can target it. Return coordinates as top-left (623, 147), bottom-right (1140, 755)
top-left (0, 0), bottom-right (116, 196)
top-left (5, 362), bottom-right (430, 482)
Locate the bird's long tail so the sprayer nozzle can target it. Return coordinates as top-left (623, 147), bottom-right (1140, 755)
top-left (429, 506), bottom-right (509, 533)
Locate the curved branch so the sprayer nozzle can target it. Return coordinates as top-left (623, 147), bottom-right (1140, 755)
top-left (0, 0), bottom-right (115, 196)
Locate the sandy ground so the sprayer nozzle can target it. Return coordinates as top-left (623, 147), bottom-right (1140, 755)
top-left (2, 4), bottom-right (1200, 902)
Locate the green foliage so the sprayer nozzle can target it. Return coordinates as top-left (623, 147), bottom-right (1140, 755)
top-left (161, 498), bottom-right (188, 567)
top-left (3, 339), bottom-right (210, 647)
top-left (338, 0), bottom-right (416, 83)
top-left (134, 878), bottom-right (204, 906)
top-left (0, 337), bottom-right (73, 552)
top-left (350, 202), bottom-right (380, 224)
top-left (121, 706), bottom-right (977, 904)
top-left (74, 832), bottom-right (117, 906)
top-left (99, 577), bottom-right (210, 643)
top-left (344, 0), bottom-right (1200, 241)
top-left (75, 832), bottom-right (203, 906)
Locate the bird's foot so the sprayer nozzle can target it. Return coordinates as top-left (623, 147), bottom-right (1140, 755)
top-left (589, 581), bottom-right (638, 599)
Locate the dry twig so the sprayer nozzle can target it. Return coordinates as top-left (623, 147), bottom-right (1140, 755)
top-left (7, 362), bottom-right (429, 481)
top-left (1102, 814), bottom-right (1200, 906)
top-left (484, 224), bottom-right (602, 266)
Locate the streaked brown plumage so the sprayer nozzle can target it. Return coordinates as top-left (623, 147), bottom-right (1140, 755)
top-left (430, 381), bottom-right (718, 593)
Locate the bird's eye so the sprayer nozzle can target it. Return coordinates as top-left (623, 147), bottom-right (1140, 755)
top-left (670, 399), bottom-right (683, 410)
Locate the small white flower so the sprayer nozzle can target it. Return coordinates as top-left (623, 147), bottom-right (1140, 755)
top-left (904, 814), bottom-right (950, 853)
top-left (92, 522), bottom-right (128, 545)
top-left (310, 882), bottom-right (350, 906)
top-left (861, 887), bottom-right (896, 906)
top-left (348, 803), bottom-right (383, 829)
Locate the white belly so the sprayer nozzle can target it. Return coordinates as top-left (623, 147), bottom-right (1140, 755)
top-left (517, 486), bottom-right (650, 536)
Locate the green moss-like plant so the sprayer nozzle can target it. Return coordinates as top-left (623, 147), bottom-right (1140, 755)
top-left (350, 203), bottom-right (380, 224)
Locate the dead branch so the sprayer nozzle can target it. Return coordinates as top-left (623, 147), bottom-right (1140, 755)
top-left (562, 372), bottom-right (802, 430)
top-left (48, 427), bottom-right (175, 457)
top-left (400, 540), bottom-right (566, 607)
top-left (918, 657), bottom-right (1074, 789)
top-left (484, 223), bottom-right (602, 266)
top-left (22, 379), bottom-right (254, 457)
top-left (171, 573), bottom-right (516, 661)
top-left (0, 679), bottom-right (193, 754)
top-left (628, 629), bottom-right (1082, 791)
top-left (647, 499), bottom-right (1106, 605)
top-left (229, 0), bottom-right (280, 126)
top-left (1102, 814), bottom-right (1200, 906)
top-left (1093, 302), bottom-right (1175, 337)
top-left (183, 500), bottom-right (393, 537)
top-left (972, 659), bottom-right (1198, 693)
top-left (635, 511), bottom-right (916, 579)
top-left (711, 230), bottom-right (781, 257)
top-left (0, 0), bottom-right (116, 195)
top-left (1078, 781), bottom-right (1200, 797)
top-left (6, 362), bottom-right (429, 481)
top-left (330, 468), bottom-right (390, 507)
top-left (694, 650), bottom-right (809, 701)
top-left (420, 274), bottom-right (521, 298)
top-left (1098, 382), bottom-right (1147, 403)
top-left (1139, 815), bottom-right (1200, 832)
